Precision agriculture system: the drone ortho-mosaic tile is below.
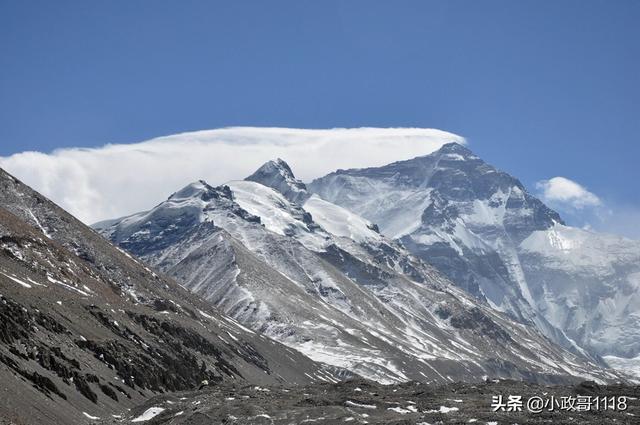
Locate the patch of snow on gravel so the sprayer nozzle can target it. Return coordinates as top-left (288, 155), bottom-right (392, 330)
top-left (131, 407), bottom-right (165, 422)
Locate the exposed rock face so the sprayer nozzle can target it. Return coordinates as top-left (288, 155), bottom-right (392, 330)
top-left (308, 143), bottom-right (640, 373)
top-left (0, 168), bottom-right (339, 424)
top-left (96, 161), bottom-right (619, 386)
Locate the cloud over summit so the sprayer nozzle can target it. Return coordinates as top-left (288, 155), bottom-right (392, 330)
top-left (0, 127), bottom-right (465, 224)
top-left (536, 176), bottom-right (601, 210)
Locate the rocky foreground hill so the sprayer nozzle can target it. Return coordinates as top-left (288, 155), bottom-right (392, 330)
top-left (0, 168), bottom-right (344, 424)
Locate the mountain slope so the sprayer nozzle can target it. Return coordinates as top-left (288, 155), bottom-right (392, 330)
top-left (309, 142), bottom-right (640, 374)
top-left (0, 168), bottom-right (338, 424)
top-left (96, 162), bottom-right (619, 386)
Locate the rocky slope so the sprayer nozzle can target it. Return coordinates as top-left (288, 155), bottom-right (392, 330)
top-left (309, 142), bottom-right (640, 377)
top-left (0, 168), bottom-right (341, 424)
top-left (96, 161), bottom-right (619, 386)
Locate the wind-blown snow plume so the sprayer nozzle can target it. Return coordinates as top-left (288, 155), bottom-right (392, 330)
top-left (0, 127), bottom-right (464, 224)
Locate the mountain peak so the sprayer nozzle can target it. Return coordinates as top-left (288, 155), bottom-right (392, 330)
top-left (274, 157), bottom-right (295, 175)
top-left (168, 179), bottom-right (228, 200)
top-left (245, 158), bottom-right (310, 204)
top-left (166, 181), bottom-right (236, 212)
top-left (249, 158), bottom-right (296, 180)
top-left (436, 142), bottom-right (473, 156)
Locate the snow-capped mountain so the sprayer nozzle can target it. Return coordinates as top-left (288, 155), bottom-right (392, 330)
top-left (309, 142), bottom-right (640, 375)
top-left (0, 168), bottom-right (340, 424)
top-left (246, 158), bottom-right (311, 204)
top-left (95, 160), bottom-right (620, 385)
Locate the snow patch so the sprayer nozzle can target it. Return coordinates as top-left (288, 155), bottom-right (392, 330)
top-left (425, 406), bottom-right (459, 413)
top-left (82, 412), bottom-right (100, 420)
top-left (0, 272), bottom-right (32, 289)
top-left (345, 401), bottom-right (377, 409)
top-left (131, 407), bottom-right (165, 422)
top-left (304, 195), bottom-right (381, 243)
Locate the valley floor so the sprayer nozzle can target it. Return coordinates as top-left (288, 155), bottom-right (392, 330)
top-left (100, 379), bottom-right (640, 425)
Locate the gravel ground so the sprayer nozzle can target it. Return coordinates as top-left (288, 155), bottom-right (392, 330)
top-left (104, 378), bottom-right (640, 424)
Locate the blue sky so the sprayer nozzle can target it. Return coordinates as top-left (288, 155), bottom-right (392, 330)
top-left (1, 1), bottom-right (639, 234)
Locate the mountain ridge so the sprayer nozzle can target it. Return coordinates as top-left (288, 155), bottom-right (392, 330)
top-left (308, 143), bottom-right (640, 377)
top-left (96, 159), bottom-right (621, 385)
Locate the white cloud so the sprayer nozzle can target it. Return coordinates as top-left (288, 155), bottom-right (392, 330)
top-left (0, 127), bottom-right (464, 224)
top-left (536, 176), bottom-right (601, 209)
top-left (535, 177), bottom-right (640, 240)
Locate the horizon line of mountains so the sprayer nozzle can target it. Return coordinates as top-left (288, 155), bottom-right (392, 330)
top-left (1, 140), bottom-right (639, 422)
top-left (94, 140), bottom-right (640, 380)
